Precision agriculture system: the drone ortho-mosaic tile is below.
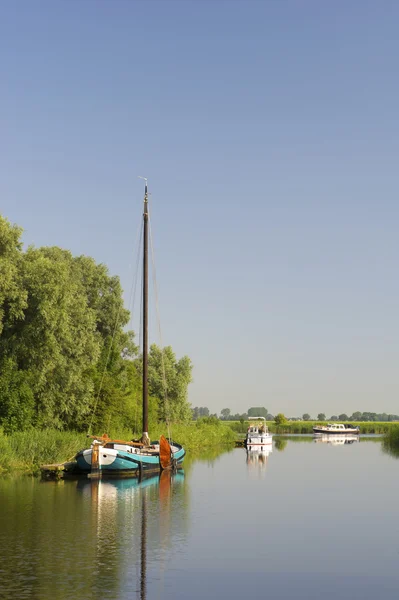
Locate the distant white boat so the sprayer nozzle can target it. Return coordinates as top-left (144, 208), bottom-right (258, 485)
top-left (313, 423), bottom-right (360, 435)
top-left (245, 417), bottom-right (272, 449)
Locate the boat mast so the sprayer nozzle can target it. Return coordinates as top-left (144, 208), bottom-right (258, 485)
top-left (142, 179), bottom-right (150, 446)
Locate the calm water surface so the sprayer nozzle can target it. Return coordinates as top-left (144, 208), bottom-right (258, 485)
top-left (0, 437), bottom-right (398, 599)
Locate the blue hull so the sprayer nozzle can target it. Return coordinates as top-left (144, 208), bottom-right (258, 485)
top-left (75, 441), bottom-right (185, 474)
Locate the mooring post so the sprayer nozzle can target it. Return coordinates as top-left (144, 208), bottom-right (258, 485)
top-left (89, 442), bottom-right (101, 479)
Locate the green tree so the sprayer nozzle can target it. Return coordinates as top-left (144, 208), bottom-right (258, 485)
top-left (350, 411), bottom-right (362, 421)
top-left (317, 413), bottom-right (326, 421)
top-left (0, 215), bottom-right (27, 336)
top-left (274, 413), bottom-right (287, 425)
top-left (220, 408), bottom-right (231, 420)
top-left (0, 357), bottom-right (34, 433)
top-left (330, 415), bottom-right (338, 421)
top-left (248, 407), bottom-right (268, 418)
top-left (339, 413), bottom-right (349, 421)
top-left (145, 344), bottom-right (193, 424)
top-left (302, 413), bottom-right (311, 421)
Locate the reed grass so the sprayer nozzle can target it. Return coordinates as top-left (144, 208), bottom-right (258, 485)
top-left (0, 421), bottom-right (236, 475)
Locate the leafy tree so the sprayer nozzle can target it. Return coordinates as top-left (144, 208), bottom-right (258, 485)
top-left (338, 413), bottom-right (348, 421)
top-left (330, 415), bottom-right (338, 421)
top-left (274, 413), bottom-right (287, 425)
top-left (0, 246), bottom-right (104, 429)
top-left (317, 413), bottom-right (326, 421)
top-left (145, 344), bottom-right (193, 424)
top-left (266, 413), bottom-right (274, 421)
top-left (0, 214), bottom-right (194, 434)
top-left (0, 215), bottom-right (27, 336)
top-left (220, 408), bottom-right (231, 420)
top-left (302, 413), bottom-right (311, 421)
top-left (350, 411), bottom-right (362, 421)
top-left (0, 357), bottom-right (34, 433)
top-left (248, 407), bottom-right (268, 418)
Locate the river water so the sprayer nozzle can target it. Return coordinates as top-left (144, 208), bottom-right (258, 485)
top-left (0, 437), bottom-right (398, 599)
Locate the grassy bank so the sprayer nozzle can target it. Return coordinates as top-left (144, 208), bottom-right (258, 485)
top-left (0, 420), bottom-right (236, 475)
top-left (223, 420), bottom-right (397, 435)
top-left (382, 425), bottom-right (399, 458)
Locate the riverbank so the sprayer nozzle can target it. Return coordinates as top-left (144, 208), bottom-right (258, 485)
top-left (0, 421), bottom-right (236, 475)
top-left (223, 420), bottom-right (398, 435)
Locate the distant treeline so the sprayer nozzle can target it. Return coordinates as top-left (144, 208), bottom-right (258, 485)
top-left (0, 214), bottom-right (193, 434)
top-left (194, 406), bottom-right (399, 423)
top-left (299, 412), bottom-right (399, 422)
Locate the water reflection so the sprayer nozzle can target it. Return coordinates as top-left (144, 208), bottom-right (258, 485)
top-left (0, 470), bottom-right (187, 600)
top-left (313, 435), bottom-right (359, 446)
top-left (274, 438), bottom-right (288, 452)
top-left (381, 439), bottom-right (399, 459)
top-left (79, 471), bottom-right (185, 600)
top-left (246, 445), bottom-right (272, 472)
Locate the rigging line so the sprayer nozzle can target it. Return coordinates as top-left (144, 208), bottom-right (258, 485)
top-left (88, 213), bottom-right (143, 435)
top-left (128, 219), bottom-right (144, 333)
top-left (148, 211), bottom-right (172, 442)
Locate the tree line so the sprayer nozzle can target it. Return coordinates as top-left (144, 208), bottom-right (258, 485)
top-left (302, 412), bottom-right (399, 422)
top-left (209, 407), bottom-right (399, 423)
top-left (0, 214), bottom-right (193, 434)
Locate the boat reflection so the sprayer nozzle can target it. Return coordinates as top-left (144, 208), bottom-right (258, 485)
top-left (246, 445), bottom-right (272, 471)
top-left (313, 434), bottom-right (359, 446)
top-left (77, 470), bottom-right (185, 600)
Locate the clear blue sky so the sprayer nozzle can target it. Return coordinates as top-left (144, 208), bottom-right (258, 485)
top-left (1, 1), bottom-right (399, 417)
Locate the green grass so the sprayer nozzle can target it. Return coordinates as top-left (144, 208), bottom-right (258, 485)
top-left (0, 420), bottom-right (236, 475)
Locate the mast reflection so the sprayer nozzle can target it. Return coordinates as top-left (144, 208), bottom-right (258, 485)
top-left (77, 469), bottom-right (185, 600)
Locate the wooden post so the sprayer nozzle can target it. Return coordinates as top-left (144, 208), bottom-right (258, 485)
top-left (89, 443), bottom-right (101, 479)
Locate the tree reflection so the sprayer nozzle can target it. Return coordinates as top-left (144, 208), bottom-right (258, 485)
top-left (274, 438), bottom-right (288, 452)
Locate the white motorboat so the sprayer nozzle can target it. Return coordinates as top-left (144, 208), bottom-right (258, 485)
top-left (313, 423), bottom-right (360, 435)
top-left (245, 417), bottom-right (272, 449)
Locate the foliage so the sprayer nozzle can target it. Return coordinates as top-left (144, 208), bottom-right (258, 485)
top-left (274, 413), bottom-right (288, 425)
top-left (143, 344), bottom-right (193, 424)
top-left (192, 406), bottom-right (210, 420)
top-left (317, 413), bottom-right (326, 421)
top-left (302, 413), bottom-right (311, 421)
top-left (247, 407), bottom-right (268, 418)
top-left (0, 214), bottom-right (193, 435)
top-left (220, 408), bottom-right (231, 419)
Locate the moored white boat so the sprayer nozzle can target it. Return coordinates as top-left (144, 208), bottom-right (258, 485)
top-left (245, 417), bottom-right (272, 448)
top-left (313, 423), bottom-right (360, 435)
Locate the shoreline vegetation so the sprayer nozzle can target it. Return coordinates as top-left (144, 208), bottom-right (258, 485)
top-left (0, 420), bottom-right (237, 475)
top-left (222, 420), bottom-right (399, 435)
top-left (2, 420), bottom-right (398, 476)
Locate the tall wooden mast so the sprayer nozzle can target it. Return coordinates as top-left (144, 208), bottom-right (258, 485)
top-left (142, 180), bottom-right (150, 446)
